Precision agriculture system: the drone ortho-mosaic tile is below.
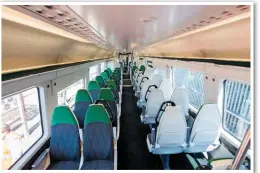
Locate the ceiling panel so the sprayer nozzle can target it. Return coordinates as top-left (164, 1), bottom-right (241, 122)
top-left (69, 5), bottom-right (250, 51)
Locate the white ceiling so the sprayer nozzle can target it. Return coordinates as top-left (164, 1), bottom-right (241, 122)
top-left (69, 5), bottom-right (250, 52)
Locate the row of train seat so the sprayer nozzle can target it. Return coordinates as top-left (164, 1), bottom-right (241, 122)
top-left (129, 61), bottom-right (221, 170)
top-left (32, 66), bottom-right (123, 170)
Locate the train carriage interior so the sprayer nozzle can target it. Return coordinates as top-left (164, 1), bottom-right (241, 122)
top-left (0, 2), bottom-right (254, 171)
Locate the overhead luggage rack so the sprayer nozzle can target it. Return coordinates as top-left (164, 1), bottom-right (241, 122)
top-left (7, 5), bottom-right (115, 50)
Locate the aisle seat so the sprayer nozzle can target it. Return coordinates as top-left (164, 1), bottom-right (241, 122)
top-left (137, 74), bottom-right (162, 108)
top-left (140, 89), bottom-right (165, 124)
top-left (73, 89), bottom-right (93, 129)
top-left (101, 72), bottom-right (109, 83)
top-left (98, 88), bottom-right (119, 125)
top-left (81, 105), bottom-right (114, 170)
top-left (96, 76), bottom-right (106, 88)
top-left (147, 106), bottom-right (187, 169)
top-left (88, 80), bottom-right (101, 102)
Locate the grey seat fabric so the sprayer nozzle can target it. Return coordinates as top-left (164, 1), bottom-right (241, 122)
top-left (147, 106), bottom-right (187, 154)
top-left (48, 106), bottom-right (81, 170)
top-left (158, 79), bottom-right (174, 101)
top-left (81, 160), bottom-right (114, 170)
top-left (141, 89), bottom-right (165, 124)
top-left (47, 161), bottom-right (80, 170)
top-left (81, 105), bottom-right (114, 170)
top-left (137, 74), bottom-right (162, 108)
top-left (185, 104), bottom-right (221, 153)
top-left (170, 88), bottom-right (189, 117)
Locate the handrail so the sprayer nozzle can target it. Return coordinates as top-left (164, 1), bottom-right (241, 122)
top-left (144, 85), bottom-right (158, 101)
top-left (230, 126), bottom-right (251, 170)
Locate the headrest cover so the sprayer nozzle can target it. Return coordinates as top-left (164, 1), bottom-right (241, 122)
top-left (75, 89), bottom-right (93, 103)
top-left (88, 80), bottom-right (100, 90)
top-left (101, 72), bottom-right (109, 80)
top-left (139, 65), bottom-right (146, 72)
top-left (52, 106), bottom-right (77, 126)
top-left (95, 76), bottom-right (105, 84)
top-left (85, 104), bottom-right (110, 124)
top-left (98, 88), bottom-right (115, 101)
top-left (107, 68), bottom-right (113, 75)
top-left (106, 80), bottom-right (117, 89)
top-left (104, 69), bottom-right (110, 77)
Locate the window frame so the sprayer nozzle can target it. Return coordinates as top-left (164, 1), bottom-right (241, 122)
top-left (89, 64), bottom-right (99, 81)
top-left (1, 87), bottom-right (44, 170)
top-left (222, 79), bottom-right (251, 142)
top-left (172, 66), bottom-right (205, 111)
top-left (57, 78), bottom-right (84, 108)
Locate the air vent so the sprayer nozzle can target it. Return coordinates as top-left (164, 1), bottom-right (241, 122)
top-left (14, 5), bottom-right (114, 49)
top-left (141, 16), bottom-right (157, 23)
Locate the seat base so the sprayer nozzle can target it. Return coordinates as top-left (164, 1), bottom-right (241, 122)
top-left (47, 161), bottom-right (79, 170)
top-left (81, 160), bottom-right (113, 170)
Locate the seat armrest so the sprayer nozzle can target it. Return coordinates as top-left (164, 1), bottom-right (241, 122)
top-left (32, 148), bottom-right (50, 170)
top-left (142, 106), bottom-right (146, 115)
top-left (151, 127), bottom-right (156, 146)
top-left (186, 127), bottom-right (191, 143)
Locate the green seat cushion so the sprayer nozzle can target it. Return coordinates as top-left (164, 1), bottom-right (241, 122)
top-left (88, 80), bottom-right (100, 90)
top-left (75, 89), bottom-right (93, 103)
top-left (84, 104), bottom-right (110, 124)
top-left (52, 106), bottom-right (77, 126)
top-left (98, 88), bottom-right (115, 101)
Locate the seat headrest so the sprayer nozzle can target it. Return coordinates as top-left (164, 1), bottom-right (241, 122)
top-left (98, 88), bottom-right (115, 101)
top-left (101, 72), bottom-right (109, 81)
top-left (85, 104), bottom-right (110, 124)
top-left (151, 74), bottom-right (163, 86)
top-left (170, 88), bottom-right (189, 116)
top-left (195, 104), bottom-right (221, 129)
top-left (104, 69), bottom-right (110, 77)
top-left (159, 79), bottom-right (173, 101)
top-left (75, 89), bottom-right (93, 103)
top-left (146, 89), bottom-right (165, 117)
top-left (106, 80), bottom-right (117, 89)
top-left (156, 106), bottom-right (187, 145)
top-left (88, 80), bottom-right (100, 90)
top-left (107, 68), bottom-right (113, 74)
top-left (139, 65), bottom-right (146, 72)
top-left (95, 75), bottom-right (105, 84)
top-left (144, 68), bottom-right (154, 77)
top-left (159, 106), bottom-right (186, 128)
top-left (52, 106), bottom-right (77, 126)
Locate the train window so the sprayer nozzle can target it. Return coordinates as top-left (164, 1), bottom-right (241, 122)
top-left (57, 79), bottom-right (84, 108)
top-left (89, 65), bottom-right (99, 80)
top-left (223, 80), bottom-right (251, 141)
top-left (100, 62), bottom-right (106, 72)
top-left (172, 67), bottom-right (204, 110)
top-left (107, 61), bottom-right (115, 71)
top-left (1, 87), bottom-right (43, 170)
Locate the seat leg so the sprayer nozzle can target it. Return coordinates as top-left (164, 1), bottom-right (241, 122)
top-left (160, 154), bottom-right (171, 170)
